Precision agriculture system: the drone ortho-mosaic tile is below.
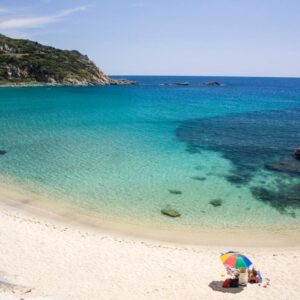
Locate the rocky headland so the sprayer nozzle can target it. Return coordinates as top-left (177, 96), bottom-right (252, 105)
top-left (0, 34), bottom-right (136, 87)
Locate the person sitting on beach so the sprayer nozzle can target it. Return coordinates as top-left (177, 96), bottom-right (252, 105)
top-left (222, 268), bottom-right (240, 288)
top-left (248, 268), bottom-right (259, 283)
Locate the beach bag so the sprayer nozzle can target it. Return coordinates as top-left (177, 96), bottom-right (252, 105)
top-left (230, 278), bottom-right (239, 288)
top-left (222, 279), bottom-right (230, 288)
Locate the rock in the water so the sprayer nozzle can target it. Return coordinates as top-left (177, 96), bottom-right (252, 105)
top-left (294, 148), bottom-right (300, 160)
top-left (176, 109), bottom-right (300, 177)
top-left (209, 199), bottom-right (222, 207)
top-left (161, 207), bottom-right (181, 217)
top-left (168, 189), bottom-right (183, 195)
top-left (0, 150), bottom-right (7, 155)
top-left (251, 183), bottom-right (300, 213)
top-left (191, 176), bottom-right (206, 181)
top-left (203, 81), bottom-right (221, 87)
top-left (109, 78), bottom-right (138, 85)
top-left (174, 82), bottom-right (190, 86)
top-left (226, 173), bottom-right (251, 185)
top-left (265, 157), bottom-right (300, 175)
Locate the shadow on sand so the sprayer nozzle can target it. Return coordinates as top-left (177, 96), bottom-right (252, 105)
top-left (0, 273), bottom-right (31, 295)
top-left (208, 281), bottom-right (244, 294)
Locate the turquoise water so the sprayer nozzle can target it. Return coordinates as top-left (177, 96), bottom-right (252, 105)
top-left (0, 76), bottom-right (300, 232)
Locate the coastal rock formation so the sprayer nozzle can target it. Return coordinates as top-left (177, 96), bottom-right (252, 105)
top-left (203, 81), bottom-right (221, 87)
top-left (161, 207), bottom-right (181, 217)
top-left (0, 34), bottom-right (135, 86)
top-left (109, 78), bottom-right (138, 85)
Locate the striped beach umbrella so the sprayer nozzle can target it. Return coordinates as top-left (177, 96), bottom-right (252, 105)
top-left (220, 251), bottom-right (252, 269)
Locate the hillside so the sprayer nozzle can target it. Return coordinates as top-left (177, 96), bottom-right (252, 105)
top-left (0, 34), bottom-right (133, 86)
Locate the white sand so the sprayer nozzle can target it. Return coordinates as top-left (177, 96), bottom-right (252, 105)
top-left (0, 190), bottom-right (299, 300)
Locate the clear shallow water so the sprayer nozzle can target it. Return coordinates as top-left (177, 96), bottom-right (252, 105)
top-left (0, 76), bottom-right (300, 232)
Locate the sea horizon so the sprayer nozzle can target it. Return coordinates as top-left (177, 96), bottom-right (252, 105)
top-left (110, 75), bottom-right (300, 79)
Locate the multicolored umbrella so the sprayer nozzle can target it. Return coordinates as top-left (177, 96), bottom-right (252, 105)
top-left (220, 251), bottom-right (252, 269)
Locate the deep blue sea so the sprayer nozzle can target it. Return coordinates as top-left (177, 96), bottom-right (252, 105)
top-left (0, 76), bottom-right (300, 232)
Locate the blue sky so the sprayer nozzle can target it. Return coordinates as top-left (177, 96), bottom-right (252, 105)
top-left (0, 0), bottom-right (299, 77)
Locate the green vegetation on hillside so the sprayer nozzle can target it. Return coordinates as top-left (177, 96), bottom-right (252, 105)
top-left (0, 34), bottom-right (110, 85)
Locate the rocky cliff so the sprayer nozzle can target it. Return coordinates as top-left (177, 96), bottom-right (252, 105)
top-left (0, 34), bottom-right (135, 86)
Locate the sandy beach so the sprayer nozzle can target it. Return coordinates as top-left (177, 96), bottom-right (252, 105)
top-left (1, 1), bottom-right (300, 299)
top-left (0, 187), bottom-right (299, 300)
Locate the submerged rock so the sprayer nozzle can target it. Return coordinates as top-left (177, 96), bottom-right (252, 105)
top-left (209, 199), bottom-right (222, 207)
top-left (168, 189), bottom-right (183, 195)
top-left (176, 110), bottom-right (300, 172)
top-left (161, 207), bottom-right (181, 218)
top-left (265, 157), bottom-right (300, 175)
top-left (294, 148), bottom-right (300, 160)
top-left (191, 176), bottom-right (206, 181)
top-left (226, 173), bottom-right (251, 185)
top-left (0, 150), bottom-right (7, 155)
top-left (251, 183), bottom-right (300, 213)
top-left (203, 81), bottom-right (221, 87)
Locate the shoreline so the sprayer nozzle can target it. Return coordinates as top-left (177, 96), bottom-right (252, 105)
top-left (0, 180), bottom-right (299, 247)
top-left (0, 82), bottom-right (102, 88)
top-left (0, 182), bottom-right (299, 299)
top-left (0, 78), bottom-right (138, 88)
